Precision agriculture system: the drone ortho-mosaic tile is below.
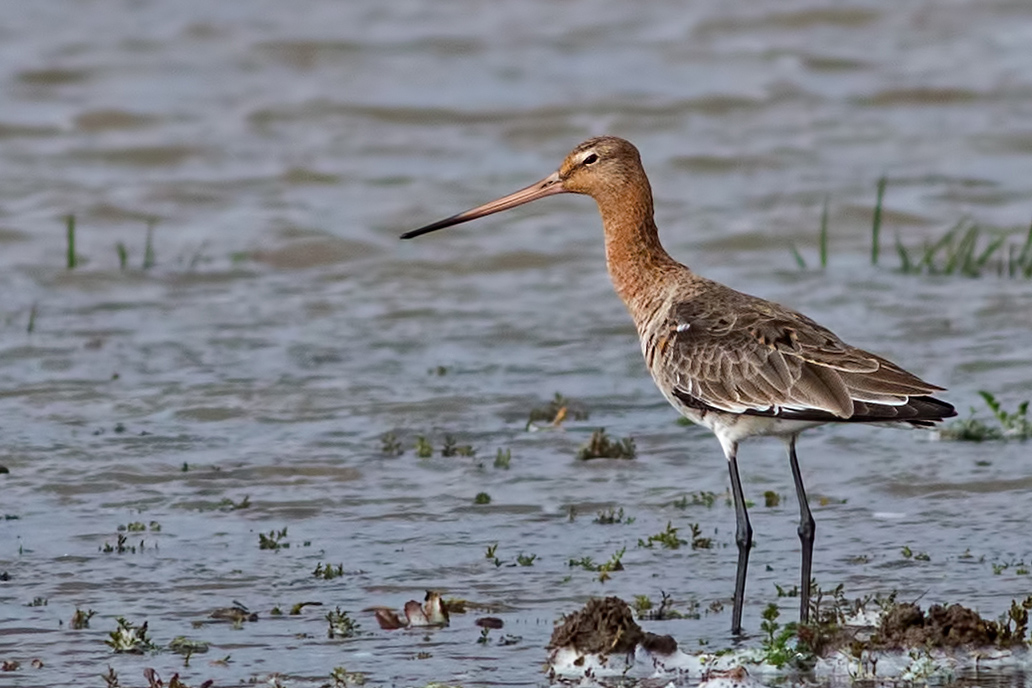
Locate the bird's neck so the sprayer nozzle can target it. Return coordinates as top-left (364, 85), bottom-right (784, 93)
top-left (596, 185), bottom-right (682, 318)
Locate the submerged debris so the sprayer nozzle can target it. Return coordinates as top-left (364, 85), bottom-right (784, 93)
top-left (209, 603), bottom-right (258, 624)
top-left (368, 590), bottom-right (450, 630)
top-left (143, 667), bottom-right (213, 688)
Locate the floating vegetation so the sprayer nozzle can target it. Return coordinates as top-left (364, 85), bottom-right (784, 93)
top-left (141, 667), bottom-right (214, 688)
top-left (526, 393), bottom-right (589, 429)
top-left (764, 491), bottom-right (781, 508)
top-left (313, 562), bottom-right (345, 580)
top-left (632, 594), bottom-right (653, 615)
top-left (638, 522), bottom-right (686, 550)
top-left (516, 552), bottom-right (537, 567)
top-left (568, 547), bottom-right (626, 583)
top-left (326, 607), bottom-right (361, 639)
top-left (688, 522), bottom-right (712, 550)
top-left (441, 434), bottom-right (475, 457)
top-left (210, 603), bottom-right (258, 623)
top-left (71, 607), bottom-right (96, 629)
top-left (101, 533), bottom-right (148, 554)
top-left (901, 545), bottom-right (930, 561)
top-left (106, 617), bottom-right (158, 654)
top-left (329, 666), bottom-right (366, 687)
top-left (414, 436), bottom-right (433, 458)
top-left (168, 636), bottom-right (209, 657)
top-left (634, 591), bottom-right (692, 621)
top-left (596, 548), bottom-right (626, 583)
top-left (576, 428), bottom-right (636, 460)
top-left (257, 527), bottom-right (289, 550)
top-left (493, 448), bottom-right (511, 469)
top-left (671, 490), bottom-right (719, 509)
top-left (992, 560), bottom-right (1031, 576)
top-left (119, 521), bottom-right (161, 533)
top-left (593, 507), bottom-right (634, 525)
top-left (473, 492), bottom-right (491, 505)
top-left (289, 601), bottom-right (321, 615)
top-left (380, 432), bottom-right (403, 456)
top-left (941, 391), bottom-right (1032, 441)
top-left (217, 495), bottom-right (250, 511)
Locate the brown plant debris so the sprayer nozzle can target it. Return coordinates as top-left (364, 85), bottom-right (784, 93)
top-left (873, 601), bottom-right (1028, 650)
top-left (548, 596), bottom-right (677, 660)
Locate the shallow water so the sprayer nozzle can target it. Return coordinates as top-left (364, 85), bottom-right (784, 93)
top-left (2, 1), bottom-right (1032, 686)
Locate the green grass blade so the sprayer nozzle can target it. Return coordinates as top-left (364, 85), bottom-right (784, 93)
top-left (922, 221), bottom-right (961, 272)
top-left (143, 219), bottom-right (156, 270)
top-left (1017, 219), bottom-right (1032, 278)
top-left (949, 224), bottom-right (979, 275)
top-left (66, 214), bottom-right (77, 269)
top-left (790, 244), bottom-right (807, 270)
top-left (973, 234), bottom-right (1005, 271)
top-left (894, 232), bottom-right (913, 273)
top-left (871, 176), bottom-right (887, 266)
top-left (116, 242), bottom-right (128, 270)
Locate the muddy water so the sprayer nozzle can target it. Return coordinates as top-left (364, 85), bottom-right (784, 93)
top-left (2, 1), bottom-right (1032, 686)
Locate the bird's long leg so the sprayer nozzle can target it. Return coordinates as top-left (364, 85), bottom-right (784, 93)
top-left (788, 435), bottom-right (815, 625)
top-left (722, 438), bottom-right (751, 636)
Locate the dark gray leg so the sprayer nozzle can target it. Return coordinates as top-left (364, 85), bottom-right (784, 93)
top-left (788, 435), bottom-right (815, 624)
top-left (725, 440), bottom-right (752, 635)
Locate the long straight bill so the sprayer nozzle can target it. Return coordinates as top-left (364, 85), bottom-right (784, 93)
top-left (400, 171), bottom-right (565, 239)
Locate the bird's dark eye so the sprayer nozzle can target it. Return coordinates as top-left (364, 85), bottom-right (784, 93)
top-left (583, 153), bottom-right (598, 165)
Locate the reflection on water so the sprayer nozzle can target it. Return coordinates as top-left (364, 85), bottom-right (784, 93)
top-left (2, 0), bottom-right (1032, 685)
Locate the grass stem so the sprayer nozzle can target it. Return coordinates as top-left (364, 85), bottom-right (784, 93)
top-left (66, 215), bottom-right (77, 269)
top-left (870, 177), bottom-right (886, 266)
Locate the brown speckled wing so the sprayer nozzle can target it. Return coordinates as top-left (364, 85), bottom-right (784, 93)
top-left (646, 289), bottom-right (953, 424)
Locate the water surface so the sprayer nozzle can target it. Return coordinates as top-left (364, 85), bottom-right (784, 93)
top-left (2, 1), bottom-right (1032, 686)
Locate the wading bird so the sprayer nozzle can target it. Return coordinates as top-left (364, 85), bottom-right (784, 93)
top-left (401, 136), bottom-right (955, 635)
